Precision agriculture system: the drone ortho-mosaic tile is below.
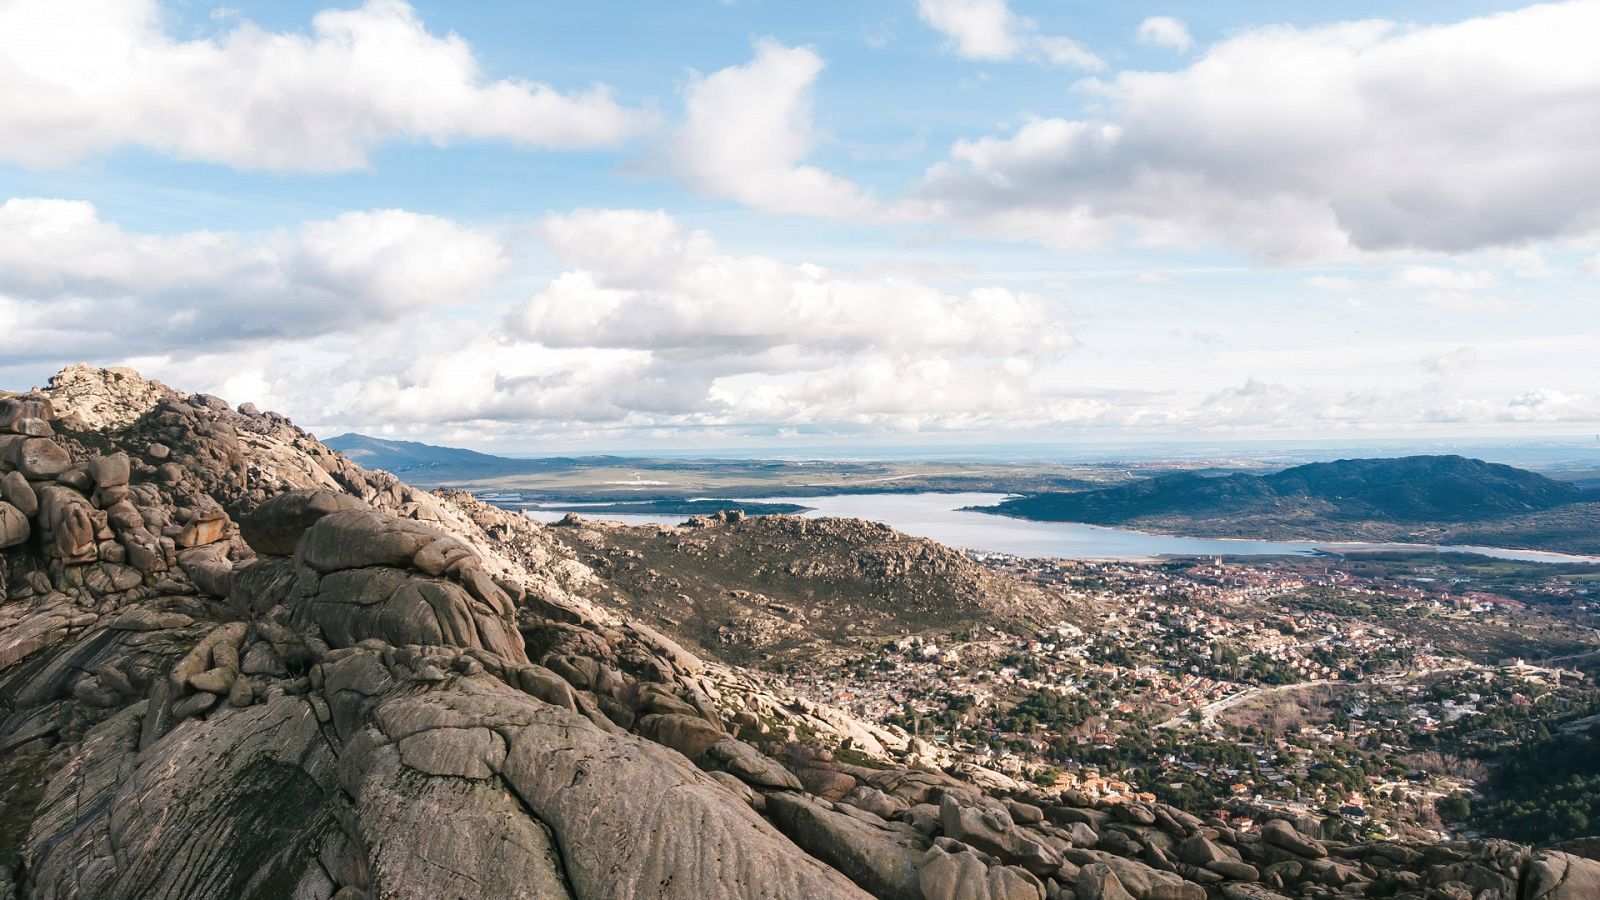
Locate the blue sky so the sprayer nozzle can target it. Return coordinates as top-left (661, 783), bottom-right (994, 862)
top-left (2, 0), bottom-right (1598, 451)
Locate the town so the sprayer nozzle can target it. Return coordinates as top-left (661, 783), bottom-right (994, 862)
top-left (777, 551), bottom-right (1600, 843)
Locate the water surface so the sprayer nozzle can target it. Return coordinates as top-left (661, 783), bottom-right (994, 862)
top-left (521, 491), bottom-right (1600, 563)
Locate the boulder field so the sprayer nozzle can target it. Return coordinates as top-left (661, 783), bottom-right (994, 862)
top-left (0, 365), bottom-right (1596, 900)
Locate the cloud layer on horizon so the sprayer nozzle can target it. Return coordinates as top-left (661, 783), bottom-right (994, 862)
top-left (3, 196), bottom-right (1592, 448)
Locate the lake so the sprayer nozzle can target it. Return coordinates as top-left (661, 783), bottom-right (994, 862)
top-left (520, 491), bottom-right (1600, 564)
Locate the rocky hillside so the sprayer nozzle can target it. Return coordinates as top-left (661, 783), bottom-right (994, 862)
top-left (1, 366), bottom-right (1597, 900)
top-left (549, 511), bottom-right (1087, 667)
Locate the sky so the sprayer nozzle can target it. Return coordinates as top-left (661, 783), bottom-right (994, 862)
top-left (1, 0), bottom-right (1599, 453)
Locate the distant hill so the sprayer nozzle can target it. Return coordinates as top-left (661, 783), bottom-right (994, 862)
top-left (325, 433), bottom-right (503, 469)
top-left (980, 455), bottom-right (1592, 532)
top-left (320, 432), bottom-right (1114, 497)
top-left (323, 433), bottom-right (576, 483)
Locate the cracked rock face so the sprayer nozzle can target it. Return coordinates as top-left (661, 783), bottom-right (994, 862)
top-left (3, 366), bottom-right (1600, 900)
top-left (0, 368), bottom-right (880, 899)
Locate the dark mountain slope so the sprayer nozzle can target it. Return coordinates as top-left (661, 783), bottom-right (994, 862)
top-left (1263, 455), bottom-right (1584, 521)
top-left (981, 455), bottom-right (1592, 541)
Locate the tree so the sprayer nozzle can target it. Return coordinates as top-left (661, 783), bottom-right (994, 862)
top-left (1436, 792), bottom-right (1471, 822)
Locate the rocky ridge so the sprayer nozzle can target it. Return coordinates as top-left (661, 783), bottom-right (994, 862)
top-left (0, 365), bottom-right (1596, 900)
top-left (548, 510), bottom-right (1081, 666)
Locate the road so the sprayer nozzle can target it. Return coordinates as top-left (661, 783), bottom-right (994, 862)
top-left (1157, 681), bottom-right (1309, 729)
top-left (1157, 666), bottom-right (1475, 730)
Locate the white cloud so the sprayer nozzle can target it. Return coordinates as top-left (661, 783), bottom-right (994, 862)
top-left (1143, 379), bottom-right (1412, 432)
top-left (79, 326), bottom-right (1600, 441)
top-left (1196, 379), bottom-right (1330, 429)
top-left (0, 0), bottom-right (649, 172)
top-left (1500, 387), bottom-right (1600, 421)
top-left (916, 2), bottom-right (1600, 260)
top-left (916, 0), bottom-right (1017, 59)
top-left (248, 206), bottom-right (1072, 431)
top-left (0, 197), bottom-right (1077, 434)
top-left (1392, 266), bottom-right (1498, 291)
top-left (7, 192), bottom-right (1597, 442)
top-left (513, 208), bottom-right (1065, 359)
top-left (914, 0), bottom-right (1101, 69)
top-left (666, 41), bottom-right (872, 217)
top-left (1136, 16), bottom-right (1192, 53)
top-left (1419, 347), bottom-right (1479, 378)
top-left (1489, 246), bottom-right (1554, 279)
top-left (1305, 275), bottom-right (1363, 292)
top-left (1388, 265), bottom-right (1509, 310)
top-left (1129, 272), bottom-right (1174, 285)
top-left (0, 197), bottom-right (504, 359)
top-left (347, 339), bottom-right (701, 426)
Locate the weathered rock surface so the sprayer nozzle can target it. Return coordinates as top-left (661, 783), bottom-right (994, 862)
top-left (0, 435), bottom-right (70, 478)
top-left (1525, 851), bottom-right (1600, 899)
top-left (0, 472), bottom-right (37, 517)
top-left (1260, 818), bottom-right (1326, 859)
top-left (767, 792), bottom-right (927, 900)
top-left (0, 500), bottom-right (28, 549)
top-left (0, 367), bottom-right (888, 899)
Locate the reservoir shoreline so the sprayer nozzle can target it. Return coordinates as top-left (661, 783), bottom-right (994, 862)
top-left (512, 491), bottom-right (1600, 565)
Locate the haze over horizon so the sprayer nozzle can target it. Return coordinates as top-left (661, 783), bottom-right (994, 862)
top-left (327, 429), bottom-right (1600, 467)
top-left (4, 0), bottom-right (1600, 452)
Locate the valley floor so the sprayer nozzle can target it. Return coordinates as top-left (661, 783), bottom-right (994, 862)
top-left (551, 515), bottom-right (1600, 844)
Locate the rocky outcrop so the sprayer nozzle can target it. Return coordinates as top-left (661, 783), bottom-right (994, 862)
top-left (0, 368), bottom-right (896, 898)
top-left (547, 511), bottom-right (1083, 667)
top-left (1525, 851), bottom-right (1600, 899)
top-left (2, 366), bottom-right (1596, 900)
